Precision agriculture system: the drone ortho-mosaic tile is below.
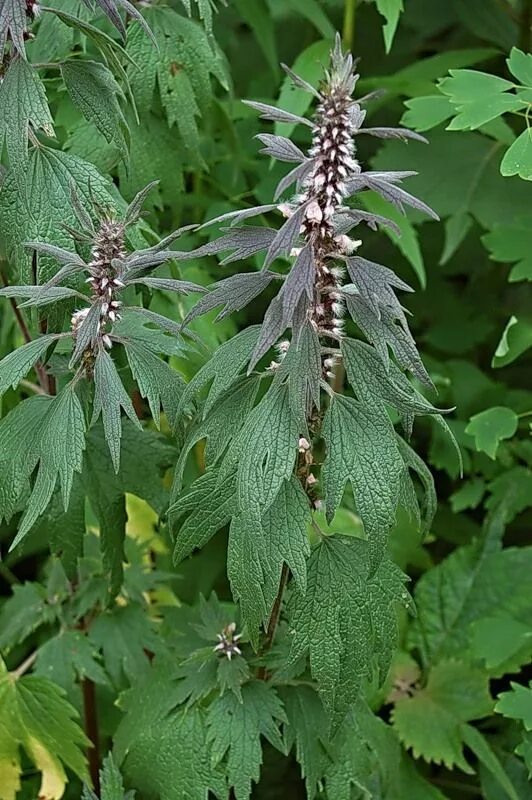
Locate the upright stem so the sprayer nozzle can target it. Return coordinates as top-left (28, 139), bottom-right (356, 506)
top-left (520, 0), bottom-right (532, 52)
top-left (82, 677), bottom-right (101, 795)
top-left (343, 0), bottom-right (357, 49)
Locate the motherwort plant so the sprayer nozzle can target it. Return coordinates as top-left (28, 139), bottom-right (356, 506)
top-left (169, 35), bottom-right (454, 726)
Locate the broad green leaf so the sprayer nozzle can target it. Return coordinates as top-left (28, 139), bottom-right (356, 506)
top-left (492, 316), bottom-right (532, 367)
top-left (280, 685), bottom-right (330, 798)
top-left (61, 59), bottom-right (129, 158)
top-left (0, 146), bottom-right (113, 282)
top-left (507, 47), bottom-right (532, 87)
top-left (321, 394), bottom-right (403, 566)
top-left (287, 536), bottom-right (411, 725)
top-left (439, 70), bottom-right (521, 130)
top-left (92, 349), bottom-right (140, 472)
top-left (471, 615), bottom-right (532, 674)
top-left (11, 386), bottom-right (86, 549)
top-left (89, 604), bottom-right (159, 689)
top-left (375, 0), bottom-right (403, 53)
top-left (495, 683), bottom-right (532, 730)
top-left (35, 630), bottom-right (110, 695)
top-left (0, 335), bottom-right (58, 398)
top-left (115, 658), bottom-right (226, 800)
top-left (0, 582), bottom-right (56, 652)
top-left (207, 681), bottom-right (286, 800)
top-left (391, 660), bottom-right (493, 772)
top-left (408, 536), bottom-right (532, 665)
top-left (401, 94), bottom-right (454, 132)
top-left (483, 224), bottom-right (532, 282)
top-left (450, 477), bottom-right (485, 512)
top-left (0, 57), bottom-right (54, 171)
top-left (0, 657), bottom-right (89, 800)
top-left (228, 477), bottom-right (310, 646)
top-left (466, 406), bottom-right (518, 459)
top-left (500, 130), bottom-right (532, 181)
top-left (461, 724), bottom-right (519, 800)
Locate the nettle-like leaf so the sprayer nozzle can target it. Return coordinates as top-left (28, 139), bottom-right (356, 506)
top-left (61, 59), bottom-right (129, 158)
top-left (82, 754), bottom-right (133, 800)
top-left (207, 681), bottom-right (287, 800)
top-left (0, 57), bottom-right (54, 171)
top-left (287, 535), bottom-right (412, 726)
top-left (126, 6), bottom-right (228, 162)
top-left (0, 657), bottom-right (89, 800)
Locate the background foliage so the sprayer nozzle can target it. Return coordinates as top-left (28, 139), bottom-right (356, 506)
top-left (1, 0), bottom-right (532, 798)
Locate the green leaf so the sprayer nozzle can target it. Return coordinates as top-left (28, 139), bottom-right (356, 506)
top-left (493, 316), bottom-right (532, 367)
top-left (461, 723), bottom-right (520, 800)
top-left (375, 0), bottom-right (404, 53)
top-left (35, 630), bottom-right (110, 695)
top-left (280, 685), bottom-right (330, 798)
top-left (471, 615), bottom-right (532, 673)
top-left (500, 130), bottom-right (532, 181)
top-left (125, 340), bottom-right (185, 430)
top-left (321, 394), bottom-right (403, 567)
top-left (439, 70), bottom-right (521, 131)
top-left (408, 536), bottom-right (532, 665)
top-left (126, 7), bottom-right (228, 162)
top-left (0, 657), bottom-right (89, 800)
top-left (89, 604), bottom-right (159, 689)
top-left (0, 146), bottom-right (113, 282)
top-left (496, 683), bottom-right (532, 730)
top-left (391, 660), bottom-right (493, 772)
top-left (61, 59), bottom-right (129, 158)
top-left (178, 326), bottom-right (261, 419)
top-left (83, 754), bottom-right (132, 800)
top-left (11, 386), bottom-right (86, 549)
top-left (287, 536), bottom-right (411, 725)
top-left (483, 224), bottom-right (532, 282)
top-left (284, 0), bottom-right (334, 38)
top-left (92, 349), bottom-right (140, 472)
top-left (401, 94), bottom-right (454, 132)
top-left (507, 47), bottom-right (532, 87)
top-left (0, 335), bottom-right (57, 398)
top-left (207, 681), bottom-right (286, 800)
top-left (0, 57), bottom-right (54, 171)
top-left (115, 658), bottom-right (226, 800)
top-left (228, 477), bottom-right (310, 646)
top-left (466, 406), bottom-right (518, 459)
top-left (0, 582), bottom-right (56, 652)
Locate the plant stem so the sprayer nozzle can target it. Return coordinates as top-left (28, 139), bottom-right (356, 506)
top-left (12, 651), bottom-right (37, 678)
top-left (520, 0), bottom-right (532, 52)
top-left (257, 563), bottom-right (290, 678)
top-left (0, 562), bottom-right (20, 586)
top-left (82, 677), bottom-right (101, 795)
top-left (343, 0), bottom-right (357, 49)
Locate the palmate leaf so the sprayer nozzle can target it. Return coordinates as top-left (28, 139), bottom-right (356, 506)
top-left (115, 658), bottom-right (226, 800)
top-left (0, 657), bottom-right (89, 800)
top-left (391, 660), bottom-right (493, 773)
top-left (321, 394), bottom-right (404, 568)
top-left (207, 681), bottom-right (287, 800)
top-left (61, 59), bottom-right (129, 158)
top-left (0, 582), bottom-right (57, 653)
top-left (35, 630), bottom-right (110, 696)
top-left (0, 146), bottom-right (113, 283)
top-left (6, 386), bottom-right (86, 550)
top-left (287, 536), bottom-right (412, 727)
top-left (82, 754), bottom-right (133, 800)
top-left (126, 7), bottom-right (228, 162)
top-left (280, 685), bottom-right (331, 798)
top-left (0, 57), bottom-right (54, 171)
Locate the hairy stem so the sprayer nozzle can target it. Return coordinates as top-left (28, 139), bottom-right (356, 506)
top-left (82, 677), bottom-right (101, 794)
